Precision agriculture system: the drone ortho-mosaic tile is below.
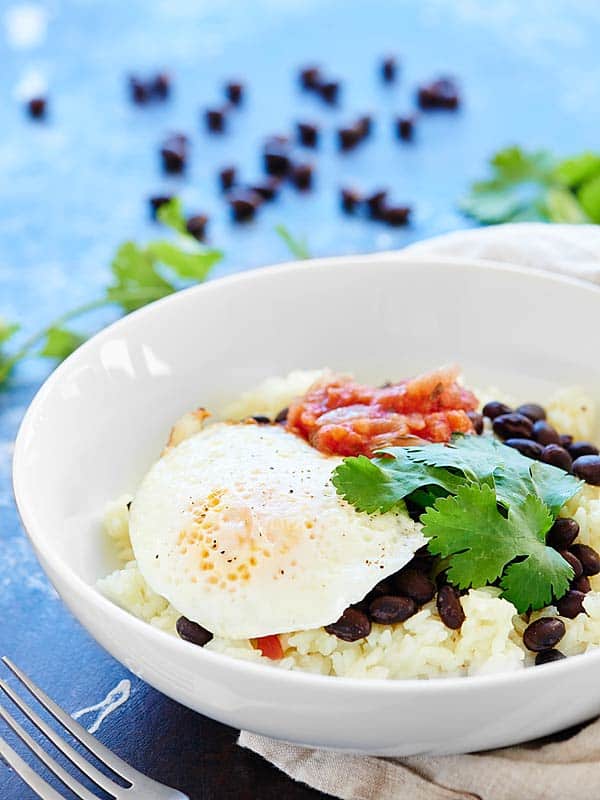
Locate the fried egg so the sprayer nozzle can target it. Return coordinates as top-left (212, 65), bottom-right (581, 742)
top-left (129, 423), bottom-right (425, 638)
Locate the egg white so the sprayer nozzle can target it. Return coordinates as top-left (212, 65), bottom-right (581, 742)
top-left (129, 423), bottom-right (425, 638)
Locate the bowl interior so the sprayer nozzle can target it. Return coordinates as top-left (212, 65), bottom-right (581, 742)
top-left (15, 254), bottom-right (600, 594)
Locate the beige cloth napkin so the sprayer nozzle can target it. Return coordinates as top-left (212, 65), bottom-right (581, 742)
top-left (239, 223), bottom-right (600, 800)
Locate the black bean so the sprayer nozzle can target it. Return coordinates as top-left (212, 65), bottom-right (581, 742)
top-left (263, 144), bottom-right (291, 176)
top-left (356, 115), bottom-right (373, 138)
top-left (289, 162), bottom-right (313, 190)
top-left (275, 407), bottom-right (289, 423)
top-left (559, 434), bottom-right (573, 449)
top-left (381, 56), bottom-right (398, 83)
top-left (380, 205), bottom-right (411, 226)
top-left (482, 401), bottom-right (512, 420)
top-left (250, 415), bottom-right (271, 424)
top-left (504, 438), bottom-right (543, 460)
top-left (436, 585), bottom-right (465, 629)
top-left (533, 420), bottom-right (561, 446)
top-left (366, 189), bottom-right (388, 219)
top-left (341, 187), bottom-right (362, 214)
top-left (299, 65), bottom-right (321, 90)
top-left (219, 166), bottom-right (237, 191)
top-left (338, 126), bottom-right (362, 151)
top-left (394, 569), bottom-right (436, 604)
top-left (569, 441), bottom-right (600, 460)
top-left (250, 177), bottom-right (281, 202)
top-left (516, 403), bottom-right (546, 422)
top-left (559, 550), bottom-right (583, 579)
top-left (225, 81), bottom-right (244, 105)
top-left (325, 607), bottom-right (371, 642)
top-left (535, 648), bottom-right (566, 665)
top-left (396, 115), bottom-right (415, 141)
top-left (523, 617), bottom-right (565, 652)
top-left (547, 517), bottom-right (579, 549)
top-left (369, 578), bottom-right (394, 597)
top-left (297, 121), bottom-right (319, 148)
top-left (228, 190), bottom-right (262, 222)
top-left (149, 194), bottom-right (173, 218)
top-left (369, 595), bottom-right (416, 624)
top-left (160, 146), bottom-right (186, 173)
top-left (129, 76), bottom-right (150, 104)
top-left (570, 544), bottom-right (600, 576)
top-left (540, 444), bottom-right (573, 472)
top-left (573, 455), bottom-right (600, 485)
top-left (176, 616), bottom-right (213, 646)
top-left (28, 96), bottom-right (47, 119)
top-left (572, 575), bottom-right (591, 594)
top-left (493, 413), bottom-right (533, 440)
top-left (151, 72), bottom-right (171, 99)
top-left (467, 411), bottom-right (484, 435)
top-left (186, 214), bottom-right (208, 241)
top-left (417, 77), bottom-right (460, 110)
top-left (317, 80), bottom-right (340, 104)
top-left (205, 107), bottom-right (228, 133)
top-left (556, 589), bottom-right (586, 619)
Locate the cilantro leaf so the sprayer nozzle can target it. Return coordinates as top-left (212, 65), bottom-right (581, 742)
top-left (544, 186), bottom-right (589, 223)
top-left (275, 224), bottom-right (311, 260)
top-left (490, 147), bottom-right (554, 183)
top-left (577, 173), bottom-right (600, 223)
top-left (0, 319), bottom-right (19, 344)
top-left (146, 240), bottom-right (223, 281)
top-left (106, 241), bottom-right (175, 312)
top-left (40, 327), bottom-right (85, 359)
top-left (422, 484), bottom-right (572, 612)
top-left (157, 198), bottom-right (187, 234)
top-left (0, 320), bottom-right (20, 384)
top-left (554, 152), bottom-right (600, 188)
top-left (332, 451), bottom-right (464, 514)
top-left (458, 182), bottom-right (528, 225)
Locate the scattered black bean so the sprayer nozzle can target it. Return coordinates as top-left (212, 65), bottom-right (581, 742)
top-left (573, 455), bottom-right (600, 486)
top-left (482, 400), bottom-right (512, 420)
top-left (225, 81), bottom-right (244, 105)
top-left (27, 97), bottom-right (47, 119)
top-left (533, 420), bottom-right (561, 446)
top-left (297, 121), bottom-right (319, 148)
top-left (559, 434), bottom-right (574, 449)
top-left (299, 65), bottom-right (321, 90)
top-left (417, 77), bottom-right (460, 110)
top-left (219, 166), bottom-right (237, 191)
top-left (325, 607), bottom-right (371, 642)
top-left (290, 162), bottom-right (314, 190)
top-left (251, 177), bottom-right (281, 201)
top-left (369, 594), bottom-right (416, 624)
top-left (523, 617), bottom-right (565, 652)
top-left (151, 72), bottom-right (171, 99)
top-left (248, 415), bottom-right (270, 424)
top-left (228, 189), bottom-right (262, 222)
top-left (356, 115), bottom-right (373, 138)
top-left (516, 403), bottom-right (546, 422)
top-left (504, 438), bottom-right (543, 460)
top-left (467, 411), bottom-right (484, 435)
top-left (493, 413), bottom-right (533, 440)
top-left (366, 189), bottom-right (388, 219)
top-left (338, 125), bottom-right (362, 151)
top-left (535, 648), bottom-right (566, 665)
top-left (556, 589), bottom-right (586, 619)
top-left (381, 56), bottom-right (398, 83)
top-left (540, 444), bottom-right (573, 471)
top-left (275, 407), bottom-right (288, 423)
top-left (380, 205), bottom-right (411, 226)
top-left (317, 79), bottom-right (340, 105)
top-left (569, 441), bottom-right (600, 460)
top-left (396, 115), bottom-right (415, 141)
top-left (394, 569), bottom-right (436, 604)
top-left (341, 187), bottom-right (362, 214)
top-left (149, 194), bottom-right (173, 218)
top-left (160, 134), bottom-right (187, 173)
top-left (185, 214), bottom-right (208, 241)
top-left (436, 585), bottom-right (465, 629)
top-left (205, 107), bottom-right (228, 133)
top-left (547, 517), bottom-right (579, 550)
top-left (570, 544), bottom-right (600, 576)
top-left (263, 141), bottom-right (291, 176)
top-left (572, 575), bottom-right (591, 594)
top-left (559, 550), bottom-right (583, 579)
top-left (129, 76), bottom-right (150, 104)
top-left (176, 616), bottom-right (213, 646)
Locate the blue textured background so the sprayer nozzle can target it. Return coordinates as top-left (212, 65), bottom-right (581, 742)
top-left (2, 1), bottom-right (600, 797)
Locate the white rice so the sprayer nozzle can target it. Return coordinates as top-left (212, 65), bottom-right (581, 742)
top-left (97, 370), bottom-right (600, 680)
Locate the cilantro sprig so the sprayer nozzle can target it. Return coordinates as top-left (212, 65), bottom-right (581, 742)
top-left (332, 434), bottom-right (582, 612)
top-left (459, 146), bottom-right (600, 224)
top-left (0, 199), bottom-right (223, 385)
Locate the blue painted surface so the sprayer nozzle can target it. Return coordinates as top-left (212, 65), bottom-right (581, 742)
top-left (2, 1), bottom-right (600, 797)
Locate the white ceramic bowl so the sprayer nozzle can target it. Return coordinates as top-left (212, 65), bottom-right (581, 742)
top-left (13, 254), bottom-right (600, 756)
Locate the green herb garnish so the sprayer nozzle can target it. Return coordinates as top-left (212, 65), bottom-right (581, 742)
top-left (459, 146), bottom-right (600, 224)
top-left (274, 224), bottom-right (311, 260)
top-left (332, 434), bottom-right (582, 612)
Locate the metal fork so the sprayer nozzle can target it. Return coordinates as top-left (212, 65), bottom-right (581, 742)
top-left (0, 657), bottom-right (189, 800)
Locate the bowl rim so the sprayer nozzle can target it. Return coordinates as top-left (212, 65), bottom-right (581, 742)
top-left (12, 250), bottom-right (600, 694)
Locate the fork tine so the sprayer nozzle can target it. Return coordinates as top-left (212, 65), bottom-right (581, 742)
top-left (0, 703), bottom-right (102, 800)
top-left (0, 672), bottom-right (122, 796)
top-left (0, 735), bottom-right (66, 800)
